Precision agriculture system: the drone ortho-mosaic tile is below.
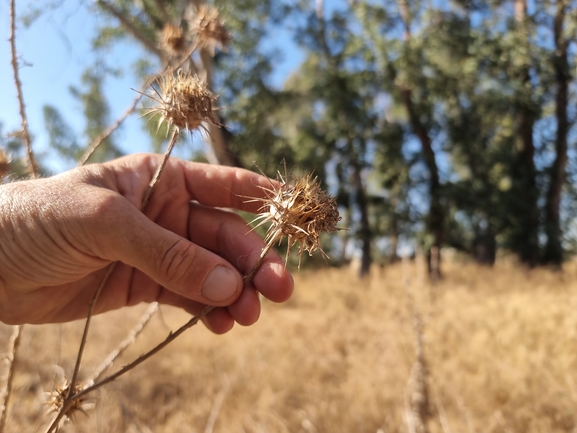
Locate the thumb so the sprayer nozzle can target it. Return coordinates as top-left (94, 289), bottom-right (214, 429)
top-left (88, 197), bottom-right (243, 306)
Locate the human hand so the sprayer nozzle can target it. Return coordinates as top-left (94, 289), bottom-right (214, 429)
top-left (0, 154), bottom-right (293, 333)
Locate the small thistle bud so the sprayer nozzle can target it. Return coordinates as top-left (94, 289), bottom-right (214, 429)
top-left (190, 5), bottom-right (230, 54)
top-left (160, 24), bottom-right (188, 55)
top-left (144, 70), bottom-right (220, 134)
top-left (45, 379), bottom-right (93, 426)
top-left (252, 169), bottom-right (341, 267)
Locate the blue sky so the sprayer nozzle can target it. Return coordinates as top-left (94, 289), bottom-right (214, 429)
top-left (0, 0), bottom-right (304, 173)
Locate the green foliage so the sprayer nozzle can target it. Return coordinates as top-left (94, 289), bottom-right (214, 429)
top-left (43, 105), bottom-right (80, 162)
top-left (17, 0), bottom-right (577, 269)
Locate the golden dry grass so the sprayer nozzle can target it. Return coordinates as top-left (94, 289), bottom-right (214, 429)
top-left (3, 259), bottom-right (577, 432)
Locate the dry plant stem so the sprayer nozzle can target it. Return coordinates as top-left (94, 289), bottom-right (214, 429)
top-left (142, 128), bottom-right (179, 208)
top-left (48, 237), bottom-right (277, 427)
top-left (9, 0), bottom-right (39, 178)
top-left (67, 263), bottom-right (118, 400)
top-left (43, 264), bottom-right (118, 433)
top-left (89, 302), bottom-right (159, 384)
top-left (46, 129), bottom-right (193, 433)
top-left (0, 325), bottom-right (22, 433)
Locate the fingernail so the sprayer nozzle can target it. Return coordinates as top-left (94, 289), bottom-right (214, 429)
top-left (201, 265), bottom-right (240, 303)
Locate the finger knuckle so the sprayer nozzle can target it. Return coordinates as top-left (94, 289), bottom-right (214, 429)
top-left (158, 239), bottom-right (197, 285)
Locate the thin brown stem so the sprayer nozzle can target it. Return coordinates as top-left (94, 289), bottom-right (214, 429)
top-left (0, 325), bottom-right (22, 433)
top-left (9, 0), bottom-right (39, 178)
top-left (46, 125), bottom-right (183, 433)
top-left (50, 234), bottom-right (277, 423)
top-left (70, 305), bottom-right (214, 403)
top-left (142, 128), bottom-right (179, 208)
top-left (95, 0), bottom-right (165, 60)
top-left (67, 263), bottom-right (117, 398)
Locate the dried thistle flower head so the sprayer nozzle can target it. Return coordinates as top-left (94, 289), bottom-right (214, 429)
top-left (160, 24), bottom-right (188, 55)
top-left (144, 70), bottom-right (221, 133)
top-left (190, 5), bottom-right (230, 55)
top-left (252, 169), bottom-right (341, 267)
top-left (45, 378), bottom-right (93, 426)
top-left (0, 148), bottom-right (10, 179)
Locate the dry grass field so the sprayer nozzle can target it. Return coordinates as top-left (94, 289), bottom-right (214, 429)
top-left (3, 258), bottom-right (577, 433)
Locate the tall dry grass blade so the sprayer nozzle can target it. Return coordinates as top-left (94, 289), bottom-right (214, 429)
top-left (0, 325), bottom-right (22, 433)
top-left (89, 302), bottom-right (159, 384)
top-left (9, 0), bottom-right (39, 178)
top-left (204, 374), bottom-right (231, 433)
top-left (402, 258), bottom-right (430, 433)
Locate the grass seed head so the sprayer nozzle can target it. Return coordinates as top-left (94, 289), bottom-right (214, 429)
top-left (191, 5), bottom-right (230, 54)
top-left (254, 170), bottom-right (341, 267)
top-left (160, 24), bottom-right (188, 55)
top-left (144, 70), bottom-right (220, 133)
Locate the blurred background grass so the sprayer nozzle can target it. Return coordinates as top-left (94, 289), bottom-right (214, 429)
top-left (3, 258), bottom-right (577, 432)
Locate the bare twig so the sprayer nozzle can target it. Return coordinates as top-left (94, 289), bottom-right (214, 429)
top-left (0, 325), bottom-right (22, 433)
top-left (95, 0), bottom-right (165, 59)
top-left (9, 0), bottom-right (39, 178)
top-left (47, 120), bottom-right (190, 433)
top-left (89, 303), bottom-right (159, 384)
top-left (67, 263), bottom-right (117, 399)
top-left (45, 239), bottom-right (276, 433)
top-left (142, 128), bottom-right (179, 208)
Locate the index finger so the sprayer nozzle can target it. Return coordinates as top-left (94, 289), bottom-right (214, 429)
top-left (182, 160), bottom-right (276, 214)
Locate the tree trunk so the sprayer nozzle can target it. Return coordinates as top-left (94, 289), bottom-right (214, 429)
top-left (473, 224), bottom-right (496, 266)
top-left (511, 0), bottom-right (540, 266)
top-left (188, 1), bottom-right (242, 167)
top-left (400, 88), bottom-right (443, 279)
top-left (396, 0), bottom-right (443, 279)
top-left (351, 156), bottom-right (372, 278)
top-left (197, 49), bottom-right (243, 167)
top-left (543, 0), bottom-right (569, 266)
top-left (389, 211), bottom-right (400, 264)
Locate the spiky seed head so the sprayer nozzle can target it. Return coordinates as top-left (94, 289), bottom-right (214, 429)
top-left (0, 148), bottom-right (10, 179)
top-left (190, 5), bottom-right (230, 54)
top-left (160, 24), bottom-right (188, 55)
top-left (253, 170), bottom-right (341, 267)
top-left (45, 379), bottom-right (93, 426)
top-left (144, 70), bottom-right (220, 133)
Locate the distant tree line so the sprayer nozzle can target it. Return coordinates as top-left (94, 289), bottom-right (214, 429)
top-left (5, 0), bottom-right (577, 277)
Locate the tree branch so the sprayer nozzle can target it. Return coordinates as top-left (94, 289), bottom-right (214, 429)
top-left (9, 0), bottom-right (39, 178)
top-left (95, 0), bottom-right (166, 60)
